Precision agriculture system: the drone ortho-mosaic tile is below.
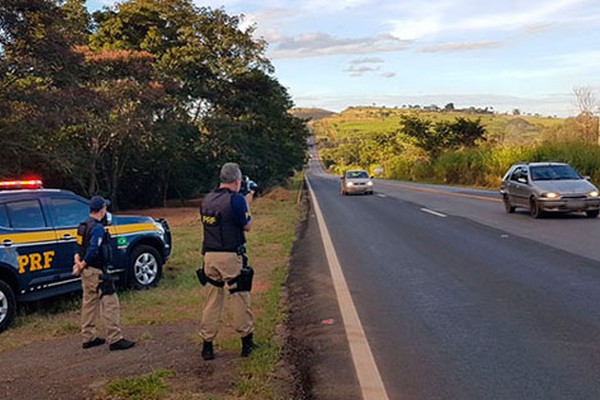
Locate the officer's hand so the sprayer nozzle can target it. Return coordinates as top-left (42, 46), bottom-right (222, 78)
top-left (72, 262), bottom-right (82, 276)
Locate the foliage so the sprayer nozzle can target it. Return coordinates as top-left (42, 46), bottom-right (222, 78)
top-left (399, 115), bottom-right (486, 158)
top-left (0, 0), bottom-right (306, 209)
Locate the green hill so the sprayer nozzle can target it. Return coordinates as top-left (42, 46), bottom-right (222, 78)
top-left (290, 107), bottom-right (336, 121)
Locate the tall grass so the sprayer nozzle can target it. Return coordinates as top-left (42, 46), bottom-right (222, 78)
top-left (425, 143), bottom-right (600, 187)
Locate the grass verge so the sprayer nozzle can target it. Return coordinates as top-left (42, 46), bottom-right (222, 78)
top-left (1, 175), bottom-right (305, 400)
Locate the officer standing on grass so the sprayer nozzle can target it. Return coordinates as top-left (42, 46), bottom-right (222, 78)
top-left (198, 162), bottom-right (256, 360)
top-left (72, 196), bottom-right (135, 351)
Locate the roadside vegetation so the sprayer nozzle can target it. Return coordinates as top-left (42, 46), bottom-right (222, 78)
top-left (0, 176), bottom-right (304, 399)
top-left (313, 106), bottom-right (600, 187)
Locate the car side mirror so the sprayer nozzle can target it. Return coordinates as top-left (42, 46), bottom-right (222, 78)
top-left (370, 176), bottom-right (374, 179)
top-left (584, 175), bottom-right (591, 181)
top-left (106, 212), bottom-right (113, 225)
top-left (340, 176), bottom-right (344, 180)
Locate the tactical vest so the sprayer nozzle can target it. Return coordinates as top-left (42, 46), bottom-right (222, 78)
top-left (201, 188), bottom-right (246, 254)
top-left (77, 218), bottom-right (112, 269)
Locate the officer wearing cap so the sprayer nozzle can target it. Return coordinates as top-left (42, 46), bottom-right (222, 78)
top-left (199, 162), bottom-right (256, 360)
top-left (72, 196), bottom-right (135, 351)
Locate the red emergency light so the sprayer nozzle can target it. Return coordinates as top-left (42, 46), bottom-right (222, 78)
top-left (0, 179), bottom-right (44, 190)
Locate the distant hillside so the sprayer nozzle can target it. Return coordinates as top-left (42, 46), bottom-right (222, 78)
top-left (312, 107), bottom-right (563, 145)
top-left (290, 107), bottom-right (336, 121)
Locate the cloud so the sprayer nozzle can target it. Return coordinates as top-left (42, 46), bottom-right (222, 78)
top-left (303, 0), bottom-right (376, 12)
top-left (345, 64), bottom-right (382, 77)
top-left (268, 33), bottom-right (410, 59)
top-left (380, 72), bottom-right (396, 78)
top-left (418, 40), bottom-right (505, 53)
top-left (350, 57), bottom-right (385, 64)
top-left (459, 0), bottom-right (587, 32)
top-left (388, 0), bottom-right (593, 41)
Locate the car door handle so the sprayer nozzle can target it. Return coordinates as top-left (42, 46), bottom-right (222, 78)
top-left (61, 234), bottom-right (74, 240)
top-left (2, 239), bottom-right (13, 247)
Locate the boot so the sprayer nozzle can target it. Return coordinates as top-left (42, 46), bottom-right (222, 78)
top-left (109, 338), bottom-right (135, 351)
top-left (202, 341), bottom-right (214, 361)
top-left (241, 333), bottom-right (255, 357)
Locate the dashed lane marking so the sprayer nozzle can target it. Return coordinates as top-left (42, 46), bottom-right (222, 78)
top-left (421, 208), bottom-right (447, 218)
top-left (377, 194), bottom-right (386, 198)
top-left (306, 176), bottom-right (390, 400)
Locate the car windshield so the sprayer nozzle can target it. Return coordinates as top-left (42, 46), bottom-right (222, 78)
top-left (530, 165), bottom-right (581, 181)
top-left (346, 171), bottom-right (369, 179)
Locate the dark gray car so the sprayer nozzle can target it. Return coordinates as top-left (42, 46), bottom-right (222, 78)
top-left (500, 162), bottom-right (600, 218)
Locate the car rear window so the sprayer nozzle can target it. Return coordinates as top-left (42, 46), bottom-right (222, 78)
top-left (6, 200), bottom-right (47, 229)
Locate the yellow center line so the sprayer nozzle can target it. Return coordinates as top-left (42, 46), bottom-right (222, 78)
top-left (377, 181), bottom-right (502, 203)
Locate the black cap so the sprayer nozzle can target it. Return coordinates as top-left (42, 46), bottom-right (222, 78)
top-left (90, 196), bottom-right (110, 212)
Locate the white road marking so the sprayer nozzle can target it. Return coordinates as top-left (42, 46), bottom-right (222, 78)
top-left (305, 176), bottom-right (390, 400)
top-left (377, 194), bottom-right (386, 198)
top-left (421, 208), bottom-right (447, 218)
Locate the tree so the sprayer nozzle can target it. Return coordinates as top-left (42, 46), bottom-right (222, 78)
top-left (399, 115), bottom-right (486, 159)
top-left (572, 85), bottom-right (599, 145)
top-left (444, 102), bottom-right (455, 111)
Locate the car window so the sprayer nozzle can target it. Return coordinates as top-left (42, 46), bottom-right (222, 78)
top-left (50, 198), bottom-right (89, 228)
top-left (0, 204), bottom-right (9, 228)
top-left (510, 167), bottom-right (522, 181)
top-left (346, 171), bottom-right (369, 179)
top-left (530, 165), bottom-right (581, 181)
top-left (6, 200), bottom-right (47, 229)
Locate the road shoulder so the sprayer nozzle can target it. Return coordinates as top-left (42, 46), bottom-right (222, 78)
top-left (283, 192), bottom-right (360, 400)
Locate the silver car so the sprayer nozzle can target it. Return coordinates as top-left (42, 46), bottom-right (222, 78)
top-left (500, 162), bottom-right (600, 218)
top-left (341, 170), bottom-right (374, 195)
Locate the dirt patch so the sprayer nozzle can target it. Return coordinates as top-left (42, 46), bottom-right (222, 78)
top-left (120, 207), bottom-right (199, 228)
top-left (0, 321), bottom-right (245, 400)
top-left (262, 187), bottom-right (293, 202)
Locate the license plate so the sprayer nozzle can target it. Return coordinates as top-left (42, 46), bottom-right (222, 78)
top-left (567, 200), bottom-right (585, 209)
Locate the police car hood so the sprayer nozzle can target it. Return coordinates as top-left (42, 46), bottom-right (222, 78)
top-left (111, 214), bottom-right (157, 225)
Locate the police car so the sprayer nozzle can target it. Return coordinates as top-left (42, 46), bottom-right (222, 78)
top-left (0, 180), bottom-right (172, 332)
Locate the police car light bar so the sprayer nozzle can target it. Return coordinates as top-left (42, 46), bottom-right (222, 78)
top-left (0, 179), bottom-right (43, 190)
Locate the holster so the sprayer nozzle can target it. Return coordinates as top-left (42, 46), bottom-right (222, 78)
top-left (98, 272), bottom-right (116, 298)
top-left (196, 266), bottom-right (224, 287)
top-left (228, 265), bottom-right (254, 294)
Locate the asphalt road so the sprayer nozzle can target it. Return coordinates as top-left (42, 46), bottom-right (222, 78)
top-left (307, 157), bottom-right (600, 400)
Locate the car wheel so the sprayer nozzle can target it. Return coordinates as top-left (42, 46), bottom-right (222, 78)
top-left (129, 245), bottom-right (163, 289)
top-left (503, 195), bottom-right (515, 213)
top-left (586, 210), bottom-right (599, 218)
top-left (0, 280), bottom-right (17, 333)
top-left (530, 198), bottom-right (542, 219)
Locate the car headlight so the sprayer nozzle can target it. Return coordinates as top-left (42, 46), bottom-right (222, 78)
top-left (589, 191), bottom-right (599, 198)
top-left (543, 192), bottom-right (559, 199)
top-left (152, 220), bottom-right (165, 237)
top-left (367, 181), bottom-right (373, 186)
top-left (346, 182), bottom-right (354, 187)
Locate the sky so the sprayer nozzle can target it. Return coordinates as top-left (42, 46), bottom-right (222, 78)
top-left (88, 0), bottom-right (600, 116)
